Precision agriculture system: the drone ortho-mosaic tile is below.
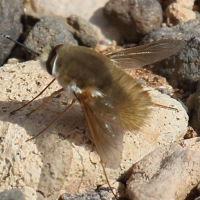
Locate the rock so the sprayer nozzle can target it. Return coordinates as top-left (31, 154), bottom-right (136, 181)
top-left (67, 15), bottom-right (98, 48)
top-left (104, 0), bottom-right (162, 43)
top-left (59, 190), bottom-right (101, 200)
top-left (190, 81), bottom-right (200, 135)
top-left (141, 19), bottom-right (200, 42)
top-left (23, 0), bottom-right (119, 44)
top-left (166, 3), bottom-right (196, 26)
top-left (0, 189), bottom-right (25, 200)
top-left (24, 16), bottom-right (78, 59)
top-left (59, 189), bottom-right (117, 200)
top-left (7, 58), bottom-right (20, 65)
top-left (126, 138), bottom-right (200, 200)
top-left (156, 37), bottom-right (200, 92)
top-left (104, 0), bottom-right (163, 43)
top-left (184, 126), bottom-right (197, 139)
top-left (0, 60), bottom-right (188, 200)
top-left (142, 20), bottom-right (200, 92)
top-left (175, 0), bottom-right (195, 10)
top-left (104, 0), bottom-right (162, 42)
top-left (0, 0), bottom-right (23, 65)
top-left (159, 0), bottom-right (195, 10)
top-left (24, 0), bottom-right (108, 21)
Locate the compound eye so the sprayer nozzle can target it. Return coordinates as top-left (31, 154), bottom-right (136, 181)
top-left (46, 44), bottom-right (63, 75)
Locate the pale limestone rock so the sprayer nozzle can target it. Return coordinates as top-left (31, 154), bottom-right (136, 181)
top-left (24, 0), bottom-right (119, 43)
top-left (24, 0), bottom-right (108, 20)
top-left (0, 60), bottom-right (188, 200)
top-left (7, 58), bottom-right (20, 64)
top-left (126, 138), bottom-right (200, 200)
top-left (166, 3), bottom-right (196, 26)
top-left (175, 0), bottom-right (195, 10)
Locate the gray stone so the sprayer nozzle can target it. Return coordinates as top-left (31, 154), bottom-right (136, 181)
top-left (67, 15), bottom-right (98, 48)
top-left (59, 190), bottom-right (101, 200)
top-left (0, 189), bottom-right (25, 200)
top-left (0, 0), bottom-right (23, 65)
top-left (142, 19), bottom-right (200, 92)
top-left (24, 16), bottom-right (78, 59)
top-left (104, 0), bottom-right (163, 43)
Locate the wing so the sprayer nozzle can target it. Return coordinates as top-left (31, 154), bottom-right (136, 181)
top-left (78, 92), bottom-right (123, 169)
top-left (106, 39), bottom-right (186, 68)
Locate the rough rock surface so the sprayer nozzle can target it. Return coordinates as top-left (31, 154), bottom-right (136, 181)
top-left (166, 3), bottom-right (196, 26)
top-left (67, 15), bottom-right (98, 48)
top-left (59, 190), bottom-right (101, 200)
top-left (126, 138), bottom-right (200, 200)
top-left (142, 20), bottom-right (200, 92)
top-left (175, 0), bottom-right (195, 10)
top-left (104, 0), bottom-right (163, 43)
top-left (159, 0), bottom-right (195, 10)
top-left (0, 0), bottom-right (24, 65)
top-left (24, 16), bottom-right (78, 59)
top-left (0, 60), bottom-right (188, 200)
top-left (141, 19), bottom-right (200, 43)
top-left (154, 37), bottom-right (200, 92)
top-left (59, 189), bottom-right (116, 200)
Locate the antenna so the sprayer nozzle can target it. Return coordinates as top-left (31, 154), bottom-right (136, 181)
top-left (0, 33), bottom-right (40, 57)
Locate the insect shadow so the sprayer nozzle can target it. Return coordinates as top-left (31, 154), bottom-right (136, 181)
top-left (0, 95), bottom-right (96, 198)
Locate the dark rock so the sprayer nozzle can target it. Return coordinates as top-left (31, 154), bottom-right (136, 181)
top-left (155, 37), bottom-right (200, 92)
top-left (104, 0), bottom-right (163, 43)
top-left (0, 189), bottom-right (25, 200)
top-left (190, 81), bottom-right (200, 135)
top-left (141, 19), bottom-right (200, 92)
top-left (67, 15), bottom-right (98, 48)
top-left (24, 16), bottom-right (78, 59)
top-left (0, 0), bottom-right (23, 66)
top-left (59, 190), bottom-right (101, 200)
top-left (141, 19), bottom-right (200, 43)
top-left (59, 188), bottom-right (119, 200)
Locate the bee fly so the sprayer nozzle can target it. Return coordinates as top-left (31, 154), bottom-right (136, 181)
top-left (1, 33), bottom-right (185, 198)
top-left (39, 39), bottom-right (185, 169)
